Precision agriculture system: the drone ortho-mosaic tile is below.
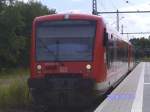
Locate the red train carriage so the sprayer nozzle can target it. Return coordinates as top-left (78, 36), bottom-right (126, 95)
top-left (28, 14), bottom-right (135, 107)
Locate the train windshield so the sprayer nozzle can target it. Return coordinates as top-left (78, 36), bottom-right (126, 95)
top-left (36, 20), bottom-right (96, 61)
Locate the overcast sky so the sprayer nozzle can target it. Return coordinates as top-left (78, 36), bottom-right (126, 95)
top-left (19, 0), bottom-right (150, 39)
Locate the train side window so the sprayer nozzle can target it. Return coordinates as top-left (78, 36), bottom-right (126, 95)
top-left (111, 34), bottom-right (113, 39)
top-left (106, 34), bottom-right (112, 69)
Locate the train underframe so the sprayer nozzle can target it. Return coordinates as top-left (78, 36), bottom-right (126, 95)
top-left (28, 74), bottom-right (96, 108)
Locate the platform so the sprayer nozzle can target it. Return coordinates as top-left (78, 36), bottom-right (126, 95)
top-left (94, 62), bottom-right (150, 112)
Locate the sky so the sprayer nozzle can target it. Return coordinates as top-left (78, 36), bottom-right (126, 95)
top-left (19, 0), bottom-right (150, 39)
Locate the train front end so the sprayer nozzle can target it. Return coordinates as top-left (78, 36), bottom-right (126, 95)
top-left (28, 14), bottom-right (106, 107)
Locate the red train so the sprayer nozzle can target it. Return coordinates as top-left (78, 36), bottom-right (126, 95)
top-left (28, 14), bottom-right (135, 107)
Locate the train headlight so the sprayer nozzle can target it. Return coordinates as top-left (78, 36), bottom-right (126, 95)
top-left (37, 65), bottom-right (42, 70)
top-left (86, 64), bottom-right (92, 70)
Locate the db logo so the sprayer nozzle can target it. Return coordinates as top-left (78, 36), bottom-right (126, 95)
top-left (59, 66), bottom-right (68, 73)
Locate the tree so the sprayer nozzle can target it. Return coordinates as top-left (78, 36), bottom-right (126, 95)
top-left (0, 5), bottom-right (25, 68)
top-left (130, 37), bottom-right (150, 59)
top-left (14, 1), bottom-right (56, 67)
top-left (0, 1), bottom-right (56, 69)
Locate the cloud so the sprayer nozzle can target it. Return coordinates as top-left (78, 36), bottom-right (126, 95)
top-left (68, 9), bottom-right (83, 13)
top-left (17, 0), bottom-right (41, 3)
top-left (103, 2), bottom-right (150, 38)
top-left (120, 3), bottom-right (150, 32)
top-left (120, 2), bottom-right (150, 11)
top-left (71, 0), bottom-right (82, 2)
top-left (17, 0), bottom-right (28, 2)
top-left (59, 9), bottom-right (84, 14)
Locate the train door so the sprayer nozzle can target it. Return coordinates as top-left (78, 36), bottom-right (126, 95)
top-left (103, 29), bottom-right (112, 69)
top-left (104, 31), bottom-right (116, 86)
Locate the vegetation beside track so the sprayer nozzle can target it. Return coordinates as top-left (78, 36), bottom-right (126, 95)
top-left (0, 69), bottom-right (31, 110)
top-left (141, 57), bottom-right (150, 62)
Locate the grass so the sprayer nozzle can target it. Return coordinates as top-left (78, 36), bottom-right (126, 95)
top-left (0, 68), bottom-right (32, 110)
top-left (142, 57), bottom-right (150, 62)
top-left (0, 68), bottom-right (29, 78)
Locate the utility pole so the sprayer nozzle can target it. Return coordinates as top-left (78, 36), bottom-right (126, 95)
top-left (121, 24), bottom-right (124, 34)
top-left (116, 10), bottom-right (119, 31)
top-left (92, 0), bottom-right (98, 15)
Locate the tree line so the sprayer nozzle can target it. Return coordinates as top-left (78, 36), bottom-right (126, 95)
top-left (130, 37), bottom-right (150, 59)
top-left (0, 0), bottom-right (56, 69)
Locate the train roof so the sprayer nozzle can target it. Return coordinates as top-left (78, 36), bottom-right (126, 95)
top-left (106, 24), bottom-right (131, 44)
top-left (34, 13), bottom-right (104, 22)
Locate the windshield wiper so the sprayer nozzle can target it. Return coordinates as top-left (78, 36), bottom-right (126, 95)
top-left (38, 38), bottom-right (64, 66)
top-left (38, 38), bottom-right (57, 61)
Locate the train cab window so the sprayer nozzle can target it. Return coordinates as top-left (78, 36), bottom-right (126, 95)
top-left (36, 20), bottom-right (96, 61)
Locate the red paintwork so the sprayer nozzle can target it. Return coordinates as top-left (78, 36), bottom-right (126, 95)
top-left (30, 14), bottom-right (106, 82)
top-left (30, 14), bottom-right (134, 90)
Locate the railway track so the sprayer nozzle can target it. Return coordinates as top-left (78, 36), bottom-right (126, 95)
top-left (3, 100), bottom-right (102, 112)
